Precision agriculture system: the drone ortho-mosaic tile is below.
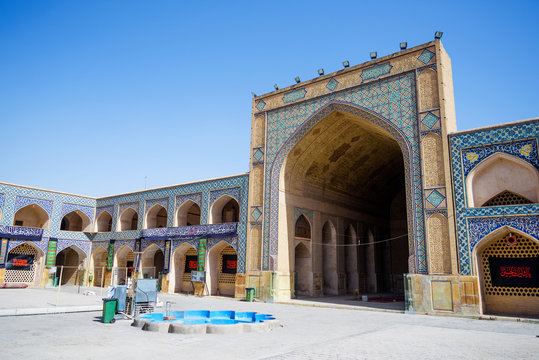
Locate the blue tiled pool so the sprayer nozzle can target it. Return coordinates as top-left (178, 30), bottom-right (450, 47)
top-left (139, 310), bottom-right (275, 325)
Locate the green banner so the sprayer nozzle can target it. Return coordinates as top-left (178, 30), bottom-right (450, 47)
top-left (197, 239), bottom-right (206, 271)
top-left (45, 238), bottom-right (58, 269)
top-left (106, 240), bottom-right (115, 271)
top-left (0, 238), bottom-right (8, 268)
top-left (163, 240), bottom-right (171, 274)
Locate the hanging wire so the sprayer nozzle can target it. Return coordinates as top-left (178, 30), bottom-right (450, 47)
top-left (305, 233), bottom-right (409, 247)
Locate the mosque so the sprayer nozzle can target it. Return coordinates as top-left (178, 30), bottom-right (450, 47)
top-left (0, 40), bottom-right (537, 318)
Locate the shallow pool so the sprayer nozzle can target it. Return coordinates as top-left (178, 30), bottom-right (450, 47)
top-left (139, 310), bottom-right (275, 325)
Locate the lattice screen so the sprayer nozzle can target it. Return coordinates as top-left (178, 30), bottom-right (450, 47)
top-left (483, 190), bottom-right (532, 207)
top-left (219, 245), bottom-right (236, 284)
top-left (481, 234), bottom-right (539, 297)
top-left (4, 244), bottom-right (39, 284)
top-left (182, 248), bottom-right (198, 282)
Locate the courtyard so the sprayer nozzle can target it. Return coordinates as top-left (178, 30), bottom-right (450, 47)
top-left (0, 287), bottom-right (538, 359)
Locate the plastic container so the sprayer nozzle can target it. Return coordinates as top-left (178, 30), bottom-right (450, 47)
top-left (102, 298), bottom-right (118, 323)
top-left (245, 288), bottom-right (255, 302)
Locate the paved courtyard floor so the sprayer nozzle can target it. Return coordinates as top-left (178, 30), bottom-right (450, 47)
top-left (0, 287), bottom-right (538, 359)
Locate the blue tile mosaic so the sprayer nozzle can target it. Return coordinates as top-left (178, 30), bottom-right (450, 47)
top-left (15, 196), bottom-right (54, 216)
top-left (422, 113), bottom-right (440, 129)
top-left (326, 78), bottom-right (339, 91)
top-left (253, 149), bottom-right (264, 161)
top-left (361, 63), bottom-right (393, 81)
top-left (256, 100), bottom-right (266, 111)
top-left (418, 49), bottom-right (435, 64)
top-left (426, 190), bottom-right (445, 208)
top-left (283, 89), bottom-right (307, 103)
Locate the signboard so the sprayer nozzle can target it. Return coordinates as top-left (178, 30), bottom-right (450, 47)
top-left (221, 254), bottom-right (237, 274)
top-left (191, 270), bottom-right (206, 282)
top-left (197, 239), bottom-right (206, 271)
top-left (45, 238), bottom-right (58, 268)
top-left (184, 255), bottom-right (198, 273)
top-left (6, 254), bottom-right (34, 270)
top-left (489, 257), bottom-right (539, 288)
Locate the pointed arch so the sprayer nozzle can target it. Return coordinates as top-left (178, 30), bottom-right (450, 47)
top-left (209, 195), bottom-right (239, 224)
top-left (118, 207), bottom-right (138, 231)
top-left (294, 242), bottom-right (312, 296)
top-left (115, 244), bottom-right (134, 285)
top-left (60, 210), bottom-right (92, 232)
top-left (171, 243), bottom-right (197, 293)
top-left (141, 243), bottom-right (164, 279)
top-left (145, 204), bottom-right (168, 229)
top-left (295, 214), bottom-right (311, 239)
top-left (4, 241), bottom-right (45, 285)
top-left (13, 204), bottom-right (50, 229)
top-left (473, 226), bottom-right (539, 317)
top-left (176, 200), bottom-right (201, 227)
top-left (96, 211), bottom-right (112, 232)
top-left (55, 245), bottom-right (87, 285)
top-left (466, 152), bottom-right (539, 207)
top-left (92, 246), bottom-right (108, 287)
top-left (207, 240), bottom-right (237, 297)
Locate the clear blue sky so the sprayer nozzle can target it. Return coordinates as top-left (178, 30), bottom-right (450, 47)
top-left (1, 0), bottom-right (538, 197)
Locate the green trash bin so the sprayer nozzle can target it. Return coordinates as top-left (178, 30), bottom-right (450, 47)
top-left (102, 298), bottom-right (118, 324)
top-left (245, 288), bottom-right (255, 302)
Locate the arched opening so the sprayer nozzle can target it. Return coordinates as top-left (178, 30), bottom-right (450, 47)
top-left (176, 201), bottom-right (201, 226)
top-left (12, 204), bottom-right (50, 229)
top-left (60, 210), bottom-right (92, 232)
top-left (55, 245), bottom-right (87, 285)
top-left (294, 242), bottom-right (312, 296)
top-left (172, 244), bottom-right (197, 293)
top-left (141, 244), bottom-right (164, 279)
top-left (466, 152), bottom-right (539, 207)
top-left (118, 208), bottom-right (138, 231)
top-left (115, 245), bottom-right (134, 285)
top-left (474, 227), bottom-right (539, 317)
top-left (96, 211), bottom-right (112, 232)
top-left (4, 242), bottom-right (45, 285)
top-left (92, 246), bottom-right (108, 287)
top-left (145, 205), bottom-right (168, 229)
top-left (207, 241), bottom-right (237, 296)
top-left (295, 215), bottom-right (311, 239)
top-left (210, 196), bottom-right (239, 224)
top-left (282, 109), bottom-right (409, 299)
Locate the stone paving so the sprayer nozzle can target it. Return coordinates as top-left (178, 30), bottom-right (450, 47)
top-left (0, 288), bottom-right (538, 359)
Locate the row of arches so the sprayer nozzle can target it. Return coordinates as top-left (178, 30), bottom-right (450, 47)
top-left (7, 196), bottom-right (240, 232)
top-left (91, 241), bottom-right (238, 296)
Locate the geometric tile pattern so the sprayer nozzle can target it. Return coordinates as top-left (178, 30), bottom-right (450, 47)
top-left (326, 78), bottom-right (339, 91)
top-left (175, 193), bottom-right (202, 209)
top-left (251, 206), bottom-right (262, 221)
top-left (56, 238), bottom-right (91, 257)
top-left (422, 112), bottom-right (440, 129)
top-left (256, 100), bottom-right (266, 112)
top-left (253, 148), bottom-right (264, 161)
top-left (426, 190), bottom-right (445, 208)
top-left (417, 49), bottom-right (435, 64)
top-left (209, 187), bottom-right (241, 205)
top-left (145, 197), bottom-right (169, 213)
top-left (14, 196), bottom-right (54, 216)
top-left (96, 205), bottom-right (114, 219)
top-left (293, 207), bottom-right (313, 225)
top-left (0, 193), bottom-right (4, 211)
top-left (283, 89), bottom-right (307, 104)
top-left (61, 203), bottom-right (95, 222)
top-left (461, 138), bottom-right (538, 178)
top-left (449, 120), bottom-right (539, 275)
top-left (263, 72), bottom-right (426, 273)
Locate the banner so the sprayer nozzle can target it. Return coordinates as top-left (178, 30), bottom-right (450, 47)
top-left (141, 223), bottom-right (237, 240)
top-left (197, 239), bottom-right (206, 271)
top-left (0, 239), bottom-right (8, 268)
top-left (163, 240), bottom-right (171, 274)
top-left (45, 238), bottom-right (58, 268)
top-left (184, 255), bottom-right (198, 273)
top-left (0, 225), bottom-right (43, 241)
top-left (6, 254), bottom-right (34, 270)
top-left (221, 254), bottom-right (237, 274)
top-left (106, 240), bottom-right (115, 271)
top-left (489, 257), bottom-right (539, 288)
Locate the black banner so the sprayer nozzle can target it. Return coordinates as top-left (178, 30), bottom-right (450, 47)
top-left (221, 254), bottom-right (237, 274)
top-left (489, 257), bottom-right (539, 288)
top-left (184, 255), bottom-right (198, 273)
top-left (6, 254), bottom-right (34, 270)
